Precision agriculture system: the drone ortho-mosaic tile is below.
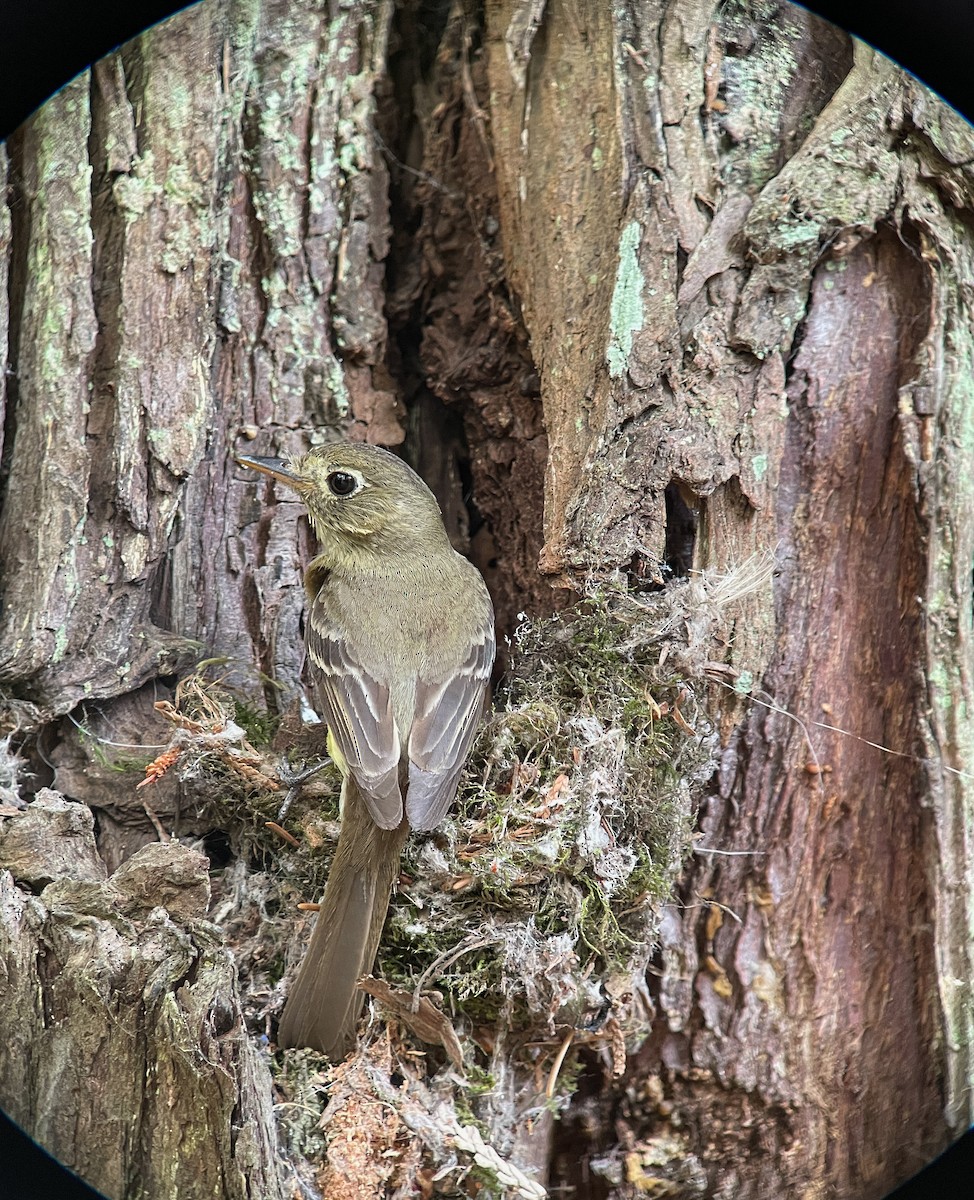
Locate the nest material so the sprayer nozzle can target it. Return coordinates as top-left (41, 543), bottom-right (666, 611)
top-left (380, 578), bottom-right (721, 1062)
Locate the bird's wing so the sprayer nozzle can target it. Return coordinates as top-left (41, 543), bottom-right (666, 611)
top-left (406, 612), bottom-right (495, 832)
top-left (306, 596), bottom-right (403, 829)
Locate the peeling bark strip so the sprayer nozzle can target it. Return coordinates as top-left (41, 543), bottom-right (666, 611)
top-left (1, 1), bottom-right (974, 1198)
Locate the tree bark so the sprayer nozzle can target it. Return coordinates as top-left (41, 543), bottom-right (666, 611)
top-left (1, 1), bottom-right (973, 1198)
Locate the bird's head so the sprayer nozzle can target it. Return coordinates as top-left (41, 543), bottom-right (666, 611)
top-left (235, 441), bottom-right (449, 564)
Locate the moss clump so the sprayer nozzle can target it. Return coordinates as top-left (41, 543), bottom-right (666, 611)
top-left (231, 696), bottom-right (281, 748)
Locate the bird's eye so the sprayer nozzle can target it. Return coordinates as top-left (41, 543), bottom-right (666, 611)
top-left (326, 471), bottom-right (359, 497)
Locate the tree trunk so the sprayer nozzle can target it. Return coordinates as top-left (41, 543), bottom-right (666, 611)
top-left (1, 1), bottom-right (972, 1198)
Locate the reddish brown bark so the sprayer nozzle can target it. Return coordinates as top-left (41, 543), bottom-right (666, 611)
top-left (646, 231), bottom-right (941, 1196)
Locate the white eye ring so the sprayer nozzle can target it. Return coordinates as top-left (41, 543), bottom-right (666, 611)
top-left (325, 468), bottom-right (366, 497)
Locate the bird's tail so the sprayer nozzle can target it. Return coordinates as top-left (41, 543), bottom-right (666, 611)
top-left (277, 777), bottom-right (408, 1058)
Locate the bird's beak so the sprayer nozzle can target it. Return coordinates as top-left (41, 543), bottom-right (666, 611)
top-left (235, 454), bottom-right (301, 488)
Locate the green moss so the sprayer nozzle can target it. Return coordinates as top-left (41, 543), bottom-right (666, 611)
top-left (81, 734), bottom-right (153, 776)
top-left (232, 698), bottom-right (280, 748)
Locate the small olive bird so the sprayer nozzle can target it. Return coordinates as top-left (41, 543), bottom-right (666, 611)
top-left (236, 442), bottom-right (495, 1058)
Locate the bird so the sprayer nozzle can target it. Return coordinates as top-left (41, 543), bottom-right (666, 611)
top-left (236, 441), bottom-right (495, 1058)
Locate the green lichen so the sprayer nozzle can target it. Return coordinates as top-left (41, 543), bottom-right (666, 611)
top-left (607, 221), bottom-right (645, 378)
top-left (113, 151), bottom-right (163, 217)
top-left (734, 669), bottom-right (755, 695)
top-left (928, 661), bottom-right (956, 715)
top-left (321, 354), bottom-right (351, 416)
top-left (718, 0), bottom-right (801, 190)
top-left (52, 625), bottom-right (69, 664)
